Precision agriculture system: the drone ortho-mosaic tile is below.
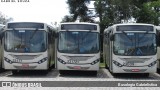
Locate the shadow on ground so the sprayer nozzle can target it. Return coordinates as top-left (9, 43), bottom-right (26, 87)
top-left (7, 69), bottom-right (59, 78)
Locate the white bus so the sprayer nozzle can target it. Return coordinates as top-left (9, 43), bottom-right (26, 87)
top-left (103, 23), bottom-right (157, 76)
top-left (0, 24), bottom-right (5, 70)
top-left (57, 22), bottom-right (100, 75)
top-left (156, 26), bottom-right (160, 70)
top-left (3, 22), bottom-right (57, 74)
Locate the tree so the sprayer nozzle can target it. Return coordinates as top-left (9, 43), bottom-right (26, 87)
top-left (94, 0), bottom-right (135, 51)
top-left (94, 0), bottom-right (160, 57)
top-left (94, 0), bottom-right (137, 32)
top-left (62, 0), bottom-right (95, 22)
top-left (61, 15), bottom-right (74, 22)
top-left (132, 0), bottom-right (160, 25)
top-left (0, 12), bottom-right (13, 24)
top-left (151, 0), bottom-right (160, 25)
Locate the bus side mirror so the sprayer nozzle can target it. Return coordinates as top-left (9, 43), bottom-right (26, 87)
top-left (110, 34), bottom-right (114, 41)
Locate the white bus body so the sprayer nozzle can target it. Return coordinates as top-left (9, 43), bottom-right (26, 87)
top-left (3, 22), bottom-right (57, 72)
top-left (103, 23), bottom-right (157, 75)
top-left (156, 26), bottom-right (160, 69)
top-left (57, 22), bottom-right (100, 74)
top-left (0, 24), bottom-right (5, 70)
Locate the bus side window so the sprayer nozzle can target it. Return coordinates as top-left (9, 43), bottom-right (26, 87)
top-left (106, 33), bottom-right (110, 45)
top-left (157, 30), bottom-right (160, 46)
top-left (104, 32), bottom-right (109, 45)
top-left (109, 30), bottom-right (114, 41)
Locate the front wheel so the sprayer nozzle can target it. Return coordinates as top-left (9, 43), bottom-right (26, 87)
top-left (141, 73), bottom-right (149, 77)
top-left (12, 70), bottom-right (18, 75)
top-left (90, 71), bottom-right (97, 76)
top-left (105, 64), bottom-right (109, 69)
top-left (59, 70), bottom-right (67, 75)
top-left (40, 70), bottom-right (48, 75)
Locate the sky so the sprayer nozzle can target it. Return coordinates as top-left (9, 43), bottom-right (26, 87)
top-left (0, 0), bottom-right (70, 25)
top-left (0, 0), bottom-right (95, 25)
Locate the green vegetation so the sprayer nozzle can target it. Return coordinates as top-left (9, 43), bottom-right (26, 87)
top-left (0, 12), bottom-right (13, 24)
top-left (100, 62), bottom-right (105, 68)
top-left (62, 0), bottom-right (160, 53)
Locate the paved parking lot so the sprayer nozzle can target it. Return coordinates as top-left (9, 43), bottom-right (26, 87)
top-left (0, 68), bottom-right (160, 90)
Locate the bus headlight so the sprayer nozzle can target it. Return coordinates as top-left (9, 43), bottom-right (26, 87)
top-left (38, 57), bottom-right (48, 64)
top-left (57, 58), bottom-right (66, 64)
top-left (4, 57), bottom-right (13, 64)
top-left (113, 60), bottom-right (123, 67)
top-left (91, 59), bottom-right (100, 65)
top-left (148, 61), bottom-right (157, 67)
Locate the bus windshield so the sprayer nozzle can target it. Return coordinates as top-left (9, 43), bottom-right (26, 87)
top-left (113, 33), bottom-right (156, 56)
top-left (5, 30), bottom-right (47, 53)
top-left (58, 31), bottom-right (99, 54)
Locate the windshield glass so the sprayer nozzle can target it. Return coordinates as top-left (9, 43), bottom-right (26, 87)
top-left (5, 30), bottom-right (47, 53)
top-left (58, 31), bottom-right (99, 54)
top-left (113, 33), bottom-right (156, 56)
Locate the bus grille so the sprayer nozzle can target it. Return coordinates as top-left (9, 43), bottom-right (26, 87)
top-left (12, 55), bottom-right (40, 60)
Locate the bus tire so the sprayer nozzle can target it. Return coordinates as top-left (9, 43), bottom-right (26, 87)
top-left (51, 64), bottom-right (55, 69)
top-left (39, 70), bottom-right (48, 75)
top-left (157, 68), bottom-right (160, 73)
top-left (59, 70), bottom-right (66, 75)
top-left (104, 59), bottom-right (109, 69)
top-left (105, 64), bottom-right (109, 69)
top-left (111, 72), bottom-right (119, 77)
top-left (91, 71), bottom-right (97, 76)
top-left (44, 70), bottom-right (49, 74)
top-left (142, 73), bottom-right (149, 77)
top-left (48, 56), bottom-right (51, 69)
top-left (12, 70), bottom-right (18, 75)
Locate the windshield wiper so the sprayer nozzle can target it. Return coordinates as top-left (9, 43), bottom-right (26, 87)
top-left (121, 31), bottom-right (137, 55)
top-left (121, 31), bottom-right (133, 42)
top-left (82, 30), bottom-right (91, 40)
top-left (29, 28), bottom-right (38, 40)
top-left (137, 31), bottom-right (149, 42)
top-left (28, 28), bottom-right (39, 50)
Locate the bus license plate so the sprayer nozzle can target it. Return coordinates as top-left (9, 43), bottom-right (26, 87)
top-left (73, 66), bottom-right (81, 69)
top-left (22, 64), bottom-right (29, 68)
top-left (67, 60), bottom-right (79, 64)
